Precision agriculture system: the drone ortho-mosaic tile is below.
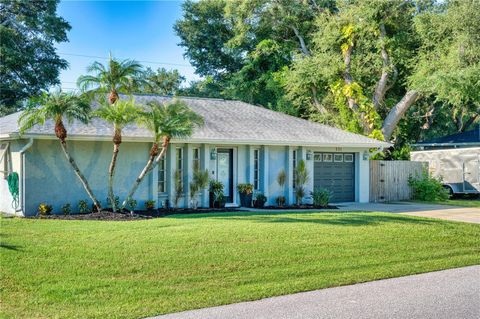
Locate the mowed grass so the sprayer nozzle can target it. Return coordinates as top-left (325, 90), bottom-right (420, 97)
top-left (1, 211), bottom-right (479, 319)
top-left (414, 198), bottom-right (480, 208)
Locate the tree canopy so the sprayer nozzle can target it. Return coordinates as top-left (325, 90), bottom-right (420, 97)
top-left (175, 0), bottom-right (480, 155)
top-left (0, 0), bottom-right (70, 116)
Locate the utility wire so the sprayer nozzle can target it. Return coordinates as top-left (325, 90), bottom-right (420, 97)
top-left (58, 52), bottom-right (191, 67)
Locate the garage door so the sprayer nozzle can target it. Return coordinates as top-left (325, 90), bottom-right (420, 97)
top-left (313, 153), bottom-right (355, 202)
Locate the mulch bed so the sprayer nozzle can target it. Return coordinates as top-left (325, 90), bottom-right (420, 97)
top-left (29, 208), bottom-right (241, 221)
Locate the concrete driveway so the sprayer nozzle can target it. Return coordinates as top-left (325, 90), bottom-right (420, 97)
top-left (337, 202), bottom-right (480, 224)
top-left (150, 266), bottom-right (480, 319)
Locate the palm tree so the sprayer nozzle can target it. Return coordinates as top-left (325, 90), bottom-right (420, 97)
top-left (18, 91), bottom-right (102, 211)
top-left (121, 99), bottom-right (203, 209)
top-left (95, 98), bottom-right (140, 212)
top-left (77, 54), bottom-right (145, 104)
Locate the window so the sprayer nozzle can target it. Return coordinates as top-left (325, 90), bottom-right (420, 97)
top-left (176, 148), bottom-right (183, 187)
top-left (292, 150), bottom-right (297, 188)
top-left (344, 154), bottom-right (354, 162)
top-left (253, 149), bottom-right (259, 190)
top-left (334, 154), bottom-right (343, 162)
top-left (158, 157), bottom-right (166, 193)
top-left (192, 148), bottom-right (200, 171)
top-left (323, 153), bottom-right (333, 162)
top-left (314, 153), bottom-right (322, 162)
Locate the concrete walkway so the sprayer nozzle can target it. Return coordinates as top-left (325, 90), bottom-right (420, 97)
top-left (150, 265), bottom-right (480, 319)
top-left (336, 202), bottom-right (480, 224)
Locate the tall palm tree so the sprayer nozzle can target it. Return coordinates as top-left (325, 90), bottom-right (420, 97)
top-left (18, 91), bottom-right (102, 211)
top-left (77, 54), bottom-right (145, 104)
top-left (121, 99), bottom-right (203, 209)
top-left (95, 98), bottom-right (140, 212)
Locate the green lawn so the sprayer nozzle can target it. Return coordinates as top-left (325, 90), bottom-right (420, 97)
top-left (413, 198), bottom-right (480, 208)
top-left (1, 211), bottom-right (479, 319)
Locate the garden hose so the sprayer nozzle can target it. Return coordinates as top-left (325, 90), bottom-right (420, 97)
top-left (7, 172), bottom-right (19, 209)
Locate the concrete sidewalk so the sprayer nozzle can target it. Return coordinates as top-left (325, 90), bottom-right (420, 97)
top-left (149, 266), bottom-right (480, 319)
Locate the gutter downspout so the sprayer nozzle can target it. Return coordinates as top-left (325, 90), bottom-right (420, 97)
top-left (16, 138), bottom-right (33, 215)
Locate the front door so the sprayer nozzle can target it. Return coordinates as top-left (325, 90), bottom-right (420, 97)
top-left (217, 149), bottom-right (233, 202)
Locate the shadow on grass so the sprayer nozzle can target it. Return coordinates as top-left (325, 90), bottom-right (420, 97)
top-left (0, 243), bottom-right (22, 251)
top-left (167, 210), bottom-right (438, 226)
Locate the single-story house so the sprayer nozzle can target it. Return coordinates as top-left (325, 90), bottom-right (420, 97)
top-left (411, 125), bottom-right (480, 195)
top-left (0, 94), bottom-right (389, 216)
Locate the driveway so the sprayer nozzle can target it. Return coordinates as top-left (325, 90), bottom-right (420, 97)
top-left (337, 202), bottom-right (480, 224)
top-left (149, 265), bottom-right (480, 319)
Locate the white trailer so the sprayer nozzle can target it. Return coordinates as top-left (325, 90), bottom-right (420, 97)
top-left (411, 147), bottom-right (480, 195)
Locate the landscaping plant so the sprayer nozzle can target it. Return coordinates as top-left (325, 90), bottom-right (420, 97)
top-left (294, 160), bottom-right (309, 205)
top-left (311, 188), bottom-right (331, 207)
top-left (121, 99), bottom-right (203, 209)
top-left (253, 192), bottom-right (267, 208)
top-left (408, 171), bottom-right (449, 202)
top-left (145, 200), bottom-right (156, 211)
top-left (173, 170), bottom-right (183, 208)
top-left (127, 199), bottom-right (137, 214)
top-left (237, 183), bottom-right (253, 207)
top-left (78, 200), bottom-right (89, 214)
top-left (38, 203), bottom-right (52, 216)
top-left (95, 98), bottom-right (140, 212)
top-left (18, 91), bottom-right (101, 211)
top-left (61, 203), bottom-right (71, 215)
top-left (209, 180), bottom-right (225, 208)
top-left (276, 169), bottom-right (286, 207)
top-left (189, 167), bottom-right (209, 209)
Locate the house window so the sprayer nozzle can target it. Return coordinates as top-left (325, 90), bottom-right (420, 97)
top-left (158, 157), bottom-right (166, 193)
top-left (192, 148), bottom-right (200, 170)
top-left (344, 154), bottom-right (354, 162)
top-left (334, 154), bottom-right (343, 162)
top-left (323, 153), bottom-right (333, 162)
top-left (176, 148), bottom-right (183, 188)
top-left (292, 149), bottom-right (297, 188)
top-left (253, 149), bottom-right (259, 190)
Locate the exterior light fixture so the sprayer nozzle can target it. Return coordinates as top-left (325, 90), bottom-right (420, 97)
top-left (210, 148), bottom-right (217, 160)
top-left (363, 150), bottom-right (369, 161)
top-left (306, 150), bottom-right (313, 160)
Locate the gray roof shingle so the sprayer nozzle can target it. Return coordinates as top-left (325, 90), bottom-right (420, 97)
top-left (0, 94), bottom-right (389, 147)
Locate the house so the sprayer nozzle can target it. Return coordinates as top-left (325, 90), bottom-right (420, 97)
top-left (0, 95), bottom-right (389, 216)
top-left (411, 125), bottom-right (480, 195)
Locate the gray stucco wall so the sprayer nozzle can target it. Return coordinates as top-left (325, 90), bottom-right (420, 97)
top-left (23, 139), bottom-right (154, 215)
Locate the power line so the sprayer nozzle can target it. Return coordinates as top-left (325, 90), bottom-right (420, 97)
top-left (58, 52), bottom-right (192, 67)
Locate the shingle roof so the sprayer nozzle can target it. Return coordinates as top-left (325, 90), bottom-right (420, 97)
top-left (0, 94), bottom-right (389, 147)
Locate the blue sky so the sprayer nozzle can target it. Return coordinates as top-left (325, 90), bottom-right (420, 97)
top-left (56, 0), bottom-right (199, 91)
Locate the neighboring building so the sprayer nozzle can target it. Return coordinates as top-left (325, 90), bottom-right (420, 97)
top-left (411, 125), bottom-right (480, 195)
top-left (0, 95), bottom-right (389, 216)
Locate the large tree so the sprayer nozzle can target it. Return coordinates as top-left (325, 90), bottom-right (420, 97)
top-left (130, 67), bottom-right (185, 95)
top-left (0, 0), bottom-right (70, 116)
top-left (18, 91), bottom-right (102, 211)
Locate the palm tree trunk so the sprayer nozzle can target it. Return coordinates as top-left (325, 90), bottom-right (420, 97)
top-left (59, 141), bottom-right (101, 212)
top-left (121, 139), bottom-right (170, 209)
top-left (109, 143), bottom-right (120, 212)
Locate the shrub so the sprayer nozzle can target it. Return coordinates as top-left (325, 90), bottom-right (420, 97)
top-left (311, 188), bottom-right (331, 207)
top-left (253, 192), bottom-right (267, 208)
top-left (38, 203), bottom-right (52, 216)
top-left (209, 180), bottom-right (225, 207)
top-left (190, 169), bottom-right (209, 209)
top-left (127, 199), bottom-right (137, 212)
top-left (237, 183), bottom-right (253, 194)
top-left (173, 170), bottom-right (183, 207)
top-left (145, 200), bottom-right (156, 211)
top-left (106, 196), bottom-right (120, 209)
top-left (408, 171), bottom-right (449, 202)
top-left (276, 196), bottom-right (286, 206)
top-left (61, 203), bottom-right (71, 215)
top-left (295, 160), bottom-right (309, 205)
top-left (78, 200), bottom-right (89, 214)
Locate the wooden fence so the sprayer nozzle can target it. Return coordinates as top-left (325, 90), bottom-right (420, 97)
top-left (369, 160), bottom-right (427, 202)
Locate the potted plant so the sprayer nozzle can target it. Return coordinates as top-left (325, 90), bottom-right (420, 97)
top-left (209, 180), bottom-right (224, 208)
top-left (253, 192), bottom-right (267, 208)
top-left (145, 200), bottom-right (156, 211)
top-left (237, 183), bottom-right (253, 207)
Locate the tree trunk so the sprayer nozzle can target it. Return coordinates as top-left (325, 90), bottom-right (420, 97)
top-left (108, 143), bottom-right (120, 212)
top-left (373, 23), bottom-right (392, 110)
top-left (109, 90), bottom-right (119, 104)
top-left (59, 141), bottom-right (101, 212)
top-left (382, 90), bottom-right (419, 140)
top-left (121, 142), bottom-right (165, 209)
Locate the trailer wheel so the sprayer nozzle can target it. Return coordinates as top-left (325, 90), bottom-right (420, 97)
top-left (443, 185), bottom-right (454, 198)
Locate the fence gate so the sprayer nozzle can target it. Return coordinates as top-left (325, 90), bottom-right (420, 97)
top-left (369, 160), bottom-right (427, 202)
